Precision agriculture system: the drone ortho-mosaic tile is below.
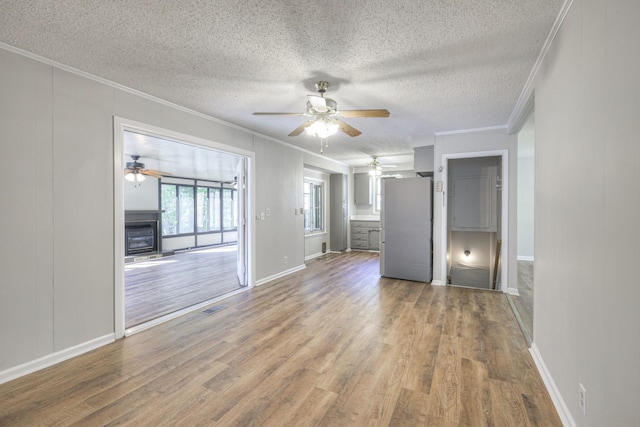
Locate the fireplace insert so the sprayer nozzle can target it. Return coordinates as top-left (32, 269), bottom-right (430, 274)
top-left (125, 224), bottom-right (156, 255)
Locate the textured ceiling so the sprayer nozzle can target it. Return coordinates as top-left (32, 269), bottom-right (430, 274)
top-left (0, 1), bottom-right (563, 168)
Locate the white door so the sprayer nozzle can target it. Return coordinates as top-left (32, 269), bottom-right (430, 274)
top-left (236, 158), bottom-right (247, 286)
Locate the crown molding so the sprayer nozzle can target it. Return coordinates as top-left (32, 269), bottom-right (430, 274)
top-left (507, 0), bottom-right (575, 133)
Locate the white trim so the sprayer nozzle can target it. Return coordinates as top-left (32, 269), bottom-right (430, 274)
top-left (517, 255), bottom-right (535, 262)
top-left (255, 264), bottom-right (306, 286)
top-left (507, 0), bottom-right (575, 132)
top-left (435, 125), bottom-right (507, 136)
top-left (113, 117), bottom-right (256, 339)
top-left (124, 288), bottom-right (248, 336)
top-left (530, 343), bottom-right (577, 427)
top-left (430, 280), bottom-right (446, 286)
top-left (507, 287), bottom-right (520, 296)
top-left (0, 42), bottom-right (349, 170)
top-left (305, 252), bottom-right (326, 261)
top-left (0, 334), bottom-right (115, 385)
top-left (440, 150), bottom-right (510, 292)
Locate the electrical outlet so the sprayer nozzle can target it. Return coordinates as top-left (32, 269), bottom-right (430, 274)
top-left (260, 212), bottom-right (265, 220)
top-left (266, 208), bottom-right (270, 216)
top-left (579, 383), bottom-right (587, 416)
top-left (283, 256), bottom-right (288, 264)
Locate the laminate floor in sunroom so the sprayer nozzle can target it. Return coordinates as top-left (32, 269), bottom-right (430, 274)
top-left (0, 251), bottom-right (561, 426)
top-left (125, 244), bottom-right (242, 328)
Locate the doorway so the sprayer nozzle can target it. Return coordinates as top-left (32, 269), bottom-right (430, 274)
top-left (508, 112), bottom-right (535, 344)
top-left (440, 150), bottom-right (509, 292)
top-left (114, 118), bottom-right (253, 337)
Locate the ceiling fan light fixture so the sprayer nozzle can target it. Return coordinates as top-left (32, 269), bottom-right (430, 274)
top-left (305, 119), bottom-right (339, 138)
top-left (369, 167), bottom-right (382, 177)
top-left (125, 171), bottom-right (146, 182)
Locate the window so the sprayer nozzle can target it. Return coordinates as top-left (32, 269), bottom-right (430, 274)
top-left (374, 177), bottom-right (382, 212)
top-left (161, 184), bottom-right (194, 235)
top-left (197, 187), bottom-right (221, 232)
top-left (304, 180), bottom-right (324, 233)
top-left (162, 182), bottom-right (236, 237)
top-left (222, 188), bottom-right (237, 230)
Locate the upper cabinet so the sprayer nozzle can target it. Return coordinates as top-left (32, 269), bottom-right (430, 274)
top-left (450, 175), bottom-right (497, 231)
top-left (354, 173), bottom-right (372, 205)
top-left (448, 157), bottom-right (500, 232)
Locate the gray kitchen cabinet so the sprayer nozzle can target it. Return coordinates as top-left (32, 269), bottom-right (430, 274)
top-left (329, 174), bottom-right (348, 251)
top-left (354, 173), bottom-right (372, 205)
top-left (351, 220), bottom-right (380, 250)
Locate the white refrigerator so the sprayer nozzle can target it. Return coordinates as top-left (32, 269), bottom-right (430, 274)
top-left (380, 177), bottom-right (433, 282)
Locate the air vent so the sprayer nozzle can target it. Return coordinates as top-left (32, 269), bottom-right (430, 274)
top-left (202, 305), bottom-right (226, 315)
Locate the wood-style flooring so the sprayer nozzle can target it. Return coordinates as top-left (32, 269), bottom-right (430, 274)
top-left (125, 245), bottom-right (242, 327)
top-left (1, 251), bottom-right (560, 426)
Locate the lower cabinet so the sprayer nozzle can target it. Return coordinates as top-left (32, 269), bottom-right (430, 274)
top-left (351, 221), bottom-right (380, 250)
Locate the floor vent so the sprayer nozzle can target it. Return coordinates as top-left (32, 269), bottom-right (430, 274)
top-left (202, 305), bottom-right (226, 315)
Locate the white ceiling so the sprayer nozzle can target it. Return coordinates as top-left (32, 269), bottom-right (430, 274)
top-left (0, 0), bottom-right (563, 171)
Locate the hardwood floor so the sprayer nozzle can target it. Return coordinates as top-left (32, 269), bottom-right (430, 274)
top-left (1, 251), bottom-right (560, 426)
top-left (125, 245), bottom-right (242, 327)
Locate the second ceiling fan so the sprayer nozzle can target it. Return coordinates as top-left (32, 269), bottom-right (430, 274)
top-left (253, 81), bottom-right (390, 138)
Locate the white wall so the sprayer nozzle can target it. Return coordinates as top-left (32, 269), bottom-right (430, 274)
top-left (0, 45), bottom-right (347, 379)
top-left (433, 128), bottom-right (517, 291)
top-left (123, 178), bottom-right (159, 210)
top-left (534, 0), bottom-right (640, 425)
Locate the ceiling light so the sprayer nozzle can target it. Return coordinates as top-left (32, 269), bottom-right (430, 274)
top-left (125, 172), bottom-right (146, 182)
top-left (305, 119), bottom-right (339, 138)
top-left (369, 167), bottom-right (382, 177)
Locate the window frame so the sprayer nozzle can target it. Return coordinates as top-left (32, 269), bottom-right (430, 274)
top-left (303, 178), bottom-right (326, 235)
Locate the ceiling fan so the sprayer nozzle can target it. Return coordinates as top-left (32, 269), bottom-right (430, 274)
top-left (369, 156), bottom-right (397, 176)
top-left (253, 81), bottom-right (390, 139)
top-left (124, 155), bottom-right (173, 182)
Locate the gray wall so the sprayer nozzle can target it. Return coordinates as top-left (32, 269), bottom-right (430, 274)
top-left (0, 45), bottom-right (345, 376)
top-left (534, 0), bottom-right (639, 424)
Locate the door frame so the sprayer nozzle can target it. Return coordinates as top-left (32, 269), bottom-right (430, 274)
top-left (439, 149), bottom-right (509, 292)
top-left (113, 117), bottom-right (255, 339)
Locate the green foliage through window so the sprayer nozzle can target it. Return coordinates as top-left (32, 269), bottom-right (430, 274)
top-left (162, 183), bottom-right (236, 236)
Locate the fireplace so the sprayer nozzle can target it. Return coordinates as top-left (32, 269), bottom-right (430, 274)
top-left (125, 223), bottom-right (156, 255)
top-left (124, 210), bottom-right (162, 257)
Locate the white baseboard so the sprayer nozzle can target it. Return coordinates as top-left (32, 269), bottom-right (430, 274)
top-left (517, 255), bottom-right (534, 262)
top-left (530, 343), bottom-right (577, 427)
top-left (507, 287), bottom-right (520, 296)
top-left (305, 252), bottom-right (325, 261)
top-left (255, 264), bottom-right (306, 286)
top-left (0, 333), bottom-right (115, 385)
top-left (430, 280), bottom-right (445, 286)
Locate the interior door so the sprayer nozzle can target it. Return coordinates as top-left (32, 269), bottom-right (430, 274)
top-left (236, 158), bottom-right (247, 286)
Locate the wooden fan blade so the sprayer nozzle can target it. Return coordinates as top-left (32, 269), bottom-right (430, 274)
top-left (253, 112), bottom-right (306, 116)
top-left (336, 120), bottom-right (361, 137)
top-left (288, 120), bottom-right (314, 137)
top-left (338, 109), bottom-right (390, 118)
top-left (144, 168), bottom-right (173, 176)
top-left (140, 170), bottom-right (162, 179)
